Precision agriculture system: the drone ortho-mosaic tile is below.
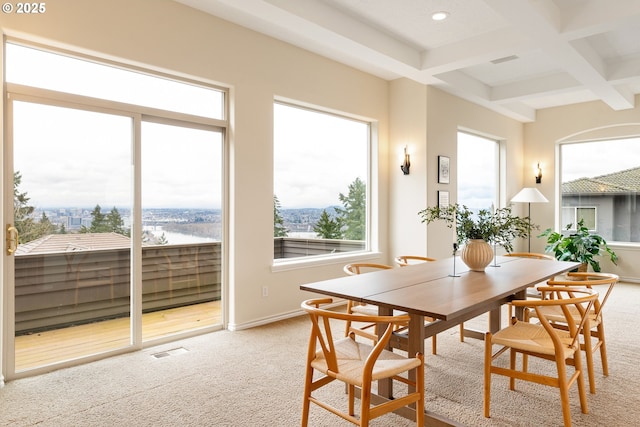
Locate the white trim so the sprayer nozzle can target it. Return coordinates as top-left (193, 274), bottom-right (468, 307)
top-left (227, 301), bottom-right (345, 331)
top-left (271, 251), bottom-right (382, 272)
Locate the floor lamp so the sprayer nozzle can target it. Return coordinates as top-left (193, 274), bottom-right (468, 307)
top-left (511, 187), bottom-right (549, 252)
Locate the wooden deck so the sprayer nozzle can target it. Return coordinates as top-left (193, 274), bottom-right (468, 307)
top-left (15, 300), bottom-right (222, 371)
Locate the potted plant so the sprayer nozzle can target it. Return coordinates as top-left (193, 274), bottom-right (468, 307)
top-left (539, 218), bottom-right (618, 272)
top-left (418, 204), bottom-right (532, 271)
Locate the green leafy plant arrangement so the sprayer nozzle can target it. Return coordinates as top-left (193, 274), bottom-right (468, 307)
top-left (418, 204), bottom-right (532, 253)
top-left (539, 218), bottom-right (618, 272)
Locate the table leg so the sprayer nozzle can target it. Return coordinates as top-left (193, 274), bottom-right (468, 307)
top-left (378, 312), bottom-right (426, 398)
top-left (407, 313), bottom-right (426, 394)
top-left (378, 306), bottom-right (394, 398)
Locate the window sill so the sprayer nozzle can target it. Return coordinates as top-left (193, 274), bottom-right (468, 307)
top-left (271, 251), bottom-right (382, 272)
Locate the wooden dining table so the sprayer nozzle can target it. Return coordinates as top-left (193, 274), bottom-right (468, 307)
top-left (299, 255), bottom-right (581, 426)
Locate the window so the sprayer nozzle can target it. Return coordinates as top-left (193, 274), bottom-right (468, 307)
top-left (5, 41), bottom-right (226, 375)
top-left (273, 102), bottom-right (370, 261)
top-left (457, 131), bottom-right (498, 212)
top-left (6, 43), bottom-right (223, 119)
top-left (560, 137), bottom-right (640, 242)
top-left (562, 207), bottom-right (597, 231)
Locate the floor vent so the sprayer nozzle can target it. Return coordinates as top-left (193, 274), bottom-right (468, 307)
top-left (151, 347), bottom-right (189, 359)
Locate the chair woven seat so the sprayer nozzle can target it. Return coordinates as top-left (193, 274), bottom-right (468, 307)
top-left (311, 337), bottom-right (422, 387)
top-left (491, 320), bottom-right (575, 357)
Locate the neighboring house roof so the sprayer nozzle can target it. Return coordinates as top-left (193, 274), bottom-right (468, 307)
top-left (16, 232), bottom-right (130, 255)
top-left (563, 167), bottom-right (640, 195)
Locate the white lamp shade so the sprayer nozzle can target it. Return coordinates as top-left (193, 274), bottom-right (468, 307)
top-left (511, 187), bottom-right (549, 203)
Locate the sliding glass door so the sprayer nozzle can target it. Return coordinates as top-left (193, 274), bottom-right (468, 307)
top-left (4, 41), bottom-right (226, 379)
top-left (140, 122), bottom-right (223, 341)
top-left (11, 100), bottom-right (133, 372)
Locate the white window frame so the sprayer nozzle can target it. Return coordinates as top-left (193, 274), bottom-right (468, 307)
top-left (271, 99), bottom-right (376, 270)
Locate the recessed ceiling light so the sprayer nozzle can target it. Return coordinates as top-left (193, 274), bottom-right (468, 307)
top-left (431, 11), bottom-right (449, 21)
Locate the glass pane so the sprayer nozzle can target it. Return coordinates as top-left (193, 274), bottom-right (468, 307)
top-left (141, 122), bottom-right (223, 340)
top-left (6, 43), bottom-right (223, 119)
top-left (273, 103), bottom-right (369, 260)
top-left (577, 208), bottom-right (596, 230)
top-left (458, 132), bottom-right (498, 212)
top-left (561, 138), bottom-right (640, 241)
top-left (13, 101), bottom-right (132, 371)
top-left (561, 207), bottom-right (575, 229)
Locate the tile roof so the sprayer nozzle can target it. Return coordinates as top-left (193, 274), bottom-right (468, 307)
top-left (563, 166), bottom-right (640, 194)
top-left (16, 232), bottom-right (130, 255)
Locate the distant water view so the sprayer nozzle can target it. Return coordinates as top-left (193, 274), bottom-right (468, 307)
top-left (143, 226), bottom-right (217, 245)
top-left (31, 207), bottom-right (324, 245)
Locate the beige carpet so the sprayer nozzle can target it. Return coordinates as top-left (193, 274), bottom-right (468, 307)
top-left (1, 283), bottom-right (638, 426)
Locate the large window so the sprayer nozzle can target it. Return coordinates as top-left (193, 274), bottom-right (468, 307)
top-left (273, 102), bottom-right (370, 261)
top-left (5, 41), bottom-right (226, 376)
top-left (457, 131), bottom-right (498, 212)
top-left (560, 137), bottom-right (640, 242)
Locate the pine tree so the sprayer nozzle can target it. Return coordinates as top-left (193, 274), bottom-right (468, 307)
top-left (336, 177), bottom-right (366, 241)
top-left (81, 204), bottom-right (108, 233)
top-left (14, 172), bottom-right (35, 243)
top-left (313, 209), bottom-right (342, 239)
top-left (106, 206), bottom-right (127, 235)
top-left (273, 195), bottom-right (288, 237)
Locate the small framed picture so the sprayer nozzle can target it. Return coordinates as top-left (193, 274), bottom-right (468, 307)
top-left (438, 156), bottom-right (450, 184)
top-left (438, 190), bottom-right (449, 209)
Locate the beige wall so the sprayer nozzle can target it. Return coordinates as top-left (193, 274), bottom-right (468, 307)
top-left (388, 85), bottom-right (525, 261)
top-left (524, 96), bottom-right (640, 281)
top-left (388, 79), bottom-right (428, 259)
top-left (0, 0), bottom-right (389, 331)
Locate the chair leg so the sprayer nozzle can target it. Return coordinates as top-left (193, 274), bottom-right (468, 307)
top-left (348, 384), bottom-right (356, 416)
top-left (582, 326), bottom-right (596, 394)
top-left (459, 323), bottom-right (465, 342)
top-left (483, 332), bottom-right (492, 418)
top-left (301, 366), bottom-right (314, 427)
top-left (574, 349), bottom-right (589, 415)
top-left (557, 360), bottom-right (574, 427)
top-left (509, 348), bottom-right (517, 391)
top-left (431, 334), bottom-right (437, 355)
top-left (360, 382), bottom-right (372, 427)
top-left (416, 355), bottom-right (425, 426)
top-left (597, 323), bottom-right (609, 377)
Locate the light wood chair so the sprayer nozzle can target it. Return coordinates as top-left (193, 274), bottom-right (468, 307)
top-left (393, 255), bottom-right (453, 354)
top-left (394, 255), bottom-right (437, 266)
top-left (343, 263), bottom-right (395, 342)
top-left (484, 286), bottom-right (598, 427)
top-left (535, 271), bottom-right (618, 394)
top-left (301, 298), bottom-right (424, 427)
top-left (504, 252), bottom-right (555, 318)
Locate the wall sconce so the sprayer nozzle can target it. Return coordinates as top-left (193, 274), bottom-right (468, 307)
top-left (535, 162), bottom-right (542, 184)
top-left (400, 146), bottom-right (411, 175)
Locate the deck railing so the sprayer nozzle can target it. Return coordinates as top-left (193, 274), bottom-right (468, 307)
top-left (16, 237), bottom-right (363, 333)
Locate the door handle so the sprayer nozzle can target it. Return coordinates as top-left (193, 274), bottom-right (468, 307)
top-left (6, 225), bottom-right (18, 255)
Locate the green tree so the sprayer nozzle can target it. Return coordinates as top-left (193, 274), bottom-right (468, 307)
top-left (336, 177), bottom-right (366, 240)
top-left (14, 171), bottom-right (56, 243)
top-left (81, 204), bottom-right (109, 233)
top-left (106, 206), bottom-right (127, 235)
top-left (273, 195), bottom-right (288, 237)
top-left (36, 212), bottom-right (56, 237)
top-left (313, 209), bottom-right (342, 239)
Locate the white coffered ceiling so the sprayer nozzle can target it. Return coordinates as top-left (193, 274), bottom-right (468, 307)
top-left (176, 0), bottom-right (640, 122)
